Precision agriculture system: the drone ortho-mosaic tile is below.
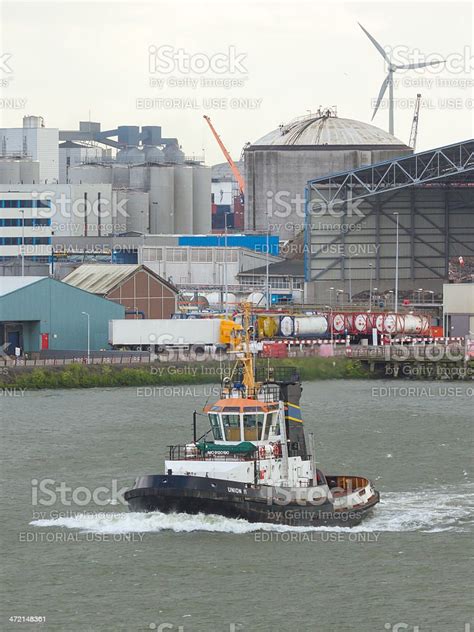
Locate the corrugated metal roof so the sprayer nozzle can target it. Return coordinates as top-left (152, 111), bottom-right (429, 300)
top-left (62, 265), bottom-right (140, 295)
top-left (0, 276), bottom-right (46, 297)
top-left (252, 116), bottom-right (407, 147)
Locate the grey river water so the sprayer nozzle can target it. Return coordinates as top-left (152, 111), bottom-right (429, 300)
top-left (1, 380), bottom-right (473, 632)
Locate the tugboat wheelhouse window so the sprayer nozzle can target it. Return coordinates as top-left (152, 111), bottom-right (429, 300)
top-left (262, 412), bottom-right (276, 440)
top-left (243, 413), bottom-right (264, 441)
top-left (209, 413), bottom-right (223, 440)
top-left (222, 414), bottom-right (241, 441)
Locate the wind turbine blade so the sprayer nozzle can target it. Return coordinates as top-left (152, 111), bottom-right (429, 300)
top-left (358, 22), bottom-right (390, 62)
top-left (372, 73), bottom-right (391, 120)
top-left (396, 60), bottom-right (444, 70)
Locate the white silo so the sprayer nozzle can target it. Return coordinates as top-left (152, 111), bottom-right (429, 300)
top-left (173, 165), bottom-right (193, 234)
top-left (68, 164), bottom-right (112, 184)
top-left (111, 164), bottom-right (130, 188)
top-left (129, 165), bottom-right (149, 190)
top-left (23, 115), bottom-right (44, 128)
top-left (149, 165), bottom-right (174, 233)
top-left (126, 191), bottom-right (150, 234)
top-left (0, 160), bottom-right (21, 184)
top-left (20, 160), bottom-right (40, 184)
top-left (192, 165), bottom-right (211, 234)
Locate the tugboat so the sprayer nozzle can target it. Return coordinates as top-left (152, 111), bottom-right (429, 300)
top-left (124, 305), bottom-right (379, 527)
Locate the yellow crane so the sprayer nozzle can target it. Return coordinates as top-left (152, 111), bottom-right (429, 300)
top-left (203, 115), bottom-right (245, 195)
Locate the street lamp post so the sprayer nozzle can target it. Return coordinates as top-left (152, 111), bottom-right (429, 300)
top-left (328, 287), bottom-right (334, 307)
top-left (368, 263), bottom-right (373, 311)
top-left (394, 212), bottom-right (399, 313)
top-left (81, 311), bottom-right (90, 364)
top-left (266, 224), bottom-right (270, 309)
top-left (325, 305), bottom-right (334, 346)
top-left (20, 209), bottom-right (25, 277)
top-left (348, 256), bottom-right (352, 304)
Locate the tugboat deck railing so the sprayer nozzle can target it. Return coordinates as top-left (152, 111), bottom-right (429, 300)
top-left (168, 444), bottom-right (257, 461)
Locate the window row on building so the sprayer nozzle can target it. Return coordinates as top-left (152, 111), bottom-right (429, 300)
top-left (0, 218), bottom-right (51, 227)
top-left (0, 199), bottom-right (51, 208)
top-left (143, 246), bottom-right (239, 263)
top-left (0, 237), bottom-right (52, 245)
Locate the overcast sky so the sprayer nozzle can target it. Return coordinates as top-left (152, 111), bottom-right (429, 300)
top-left (1, 0), bottom-right (472, 164)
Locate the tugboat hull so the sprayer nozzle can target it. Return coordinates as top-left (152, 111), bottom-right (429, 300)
top-left (124, 474), bottom-right (379, 528)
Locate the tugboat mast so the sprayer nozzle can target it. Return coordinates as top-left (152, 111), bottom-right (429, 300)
top-left (240, 302), bottom-right (256, 394)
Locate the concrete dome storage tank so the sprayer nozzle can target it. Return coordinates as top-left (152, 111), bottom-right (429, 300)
top-left (294, 316), bottom-right (328, 336)
top-left (149, 166), bottom-right (174, 233)
top-left (192, 165), bottom-right (212, 233)
top-left (244, 111), bottom-right (412, 238)
top-left (173, 165), bottom-right (193, 234)
top-left (0, 160), bottom-right (21, 184)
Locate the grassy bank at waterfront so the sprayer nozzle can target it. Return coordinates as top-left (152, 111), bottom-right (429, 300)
top-left (0, 356), bottom-right (370, 390)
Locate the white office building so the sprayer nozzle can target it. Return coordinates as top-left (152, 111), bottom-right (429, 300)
top-left (0, 116), bottom-right (59, 184)
top-left (0, 191), bottom-right (52, 263)
top-left (0, 183), bottom-right (126, 240)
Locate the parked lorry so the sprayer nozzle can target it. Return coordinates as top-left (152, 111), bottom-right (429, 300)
top-left (108, 318), bottom-right (242, 353)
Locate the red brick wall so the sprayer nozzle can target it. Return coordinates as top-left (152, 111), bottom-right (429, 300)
top-left (107, 270), bottom-right (177, 319)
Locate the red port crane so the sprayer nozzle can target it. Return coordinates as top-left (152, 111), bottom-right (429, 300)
top-left (203, 115), bottom-right (245, 195)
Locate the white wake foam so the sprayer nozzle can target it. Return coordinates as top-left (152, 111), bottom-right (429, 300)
top-left (30, 484), bottom-right (473, 535)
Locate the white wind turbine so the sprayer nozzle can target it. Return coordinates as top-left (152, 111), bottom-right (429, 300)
top-left (359, 23), bottom-right (443, 136)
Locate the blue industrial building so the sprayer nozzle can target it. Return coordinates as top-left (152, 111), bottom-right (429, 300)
top-left (177, 234), bottom-right (279, 256)
top-left (0, 277), bottom-right (124, 353)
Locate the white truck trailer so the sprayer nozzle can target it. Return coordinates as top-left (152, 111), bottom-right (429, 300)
top-left (108, 318), bottom-right (241, 353)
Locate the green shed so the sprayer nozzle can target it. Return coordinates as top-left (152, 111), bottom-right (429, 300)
top-left (0, 276), bottom-right (125, 353)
